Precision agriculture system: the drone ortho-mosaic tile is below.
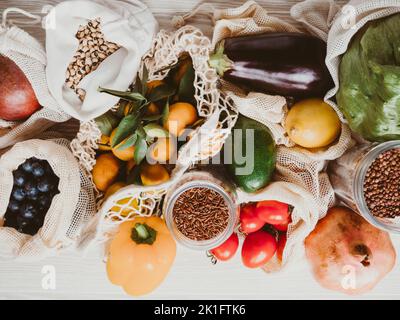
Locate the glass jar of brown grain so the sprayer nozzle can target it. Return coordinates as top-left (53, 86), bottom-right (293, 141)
top-left (329, 140), bottom-right (400, 234)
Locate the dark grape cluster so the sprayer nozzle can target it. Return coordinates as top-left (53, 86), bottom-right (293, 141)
top-left (4, 157), bottom-right (60, 235)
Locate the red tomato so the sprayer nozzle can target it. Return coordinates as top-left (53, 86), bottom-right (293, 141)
top-left (273, 215), bottom-right (292, 232)
top-left (210, 233), bottom-right (239, 261)
top-left (241, 230), bottom-right (277, 268)
top-left (277, 233), bottom-right (287, 262)
top-left (240, 203), bottom-right (265, 234)
top-left (256, 200), bottom-right (290, 225)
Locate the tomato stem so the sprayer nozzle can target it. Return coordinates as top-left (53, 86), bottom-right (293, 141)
top-left (131, 223), bottom-right (157, 245)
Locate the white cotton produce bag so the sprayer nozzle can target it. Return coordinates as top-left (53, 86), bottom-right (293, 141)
top-left (0, 9), bottom-right (70, 149)
top-left (45, 0), bottom-right (158, 121)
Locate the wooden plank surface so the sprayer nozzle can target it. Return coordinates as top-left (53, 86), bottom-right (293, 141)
top-left (1, 0), bottom-right (399, 300)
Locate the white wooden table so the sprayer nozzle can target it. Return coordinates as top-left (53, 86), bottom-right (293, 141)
top-left (1, 0), bottom-right (399, 300)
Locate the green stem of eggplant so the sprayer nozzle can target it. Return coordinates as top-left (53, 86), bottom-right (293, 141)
top-left (208, 40), bottom-right (234, 77)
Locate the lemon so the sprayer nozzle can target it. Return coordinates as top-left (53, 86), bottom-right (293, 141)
top-left (285, 98), bottom-right (341, 149)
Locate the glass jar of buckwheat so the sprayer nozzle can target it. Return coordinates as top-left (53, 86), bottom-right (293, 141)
top-left (329, 140), bottom-right (400, 234)
top-left (163, 167), bottom-right (239, 250)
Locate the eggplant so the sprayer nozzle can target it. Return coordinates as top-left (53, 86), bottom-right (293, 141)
top-left (209, 32), bottom-right (333, 98)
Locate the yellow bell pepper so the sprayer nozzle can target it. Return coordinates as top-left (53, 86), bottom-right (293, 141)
top-left (106, 216), bottom-right (176, 296)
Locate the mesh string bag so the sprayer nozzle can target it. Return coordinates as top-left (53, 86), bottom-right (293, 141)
top-left (0, 139), bottom-right (96, 261)
top-left (73, 26), bottom-right (238, 253)
top-left (0, 8), bottom-right (70, 149)
top-left (168, 0), bottom-right (353, 272)
top-left (291, 0), bottom-right (400, 121)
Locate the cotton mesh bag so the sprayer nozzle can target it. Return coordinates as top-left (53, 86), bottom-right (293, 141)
top-left (291, 0), bottom-right (400, 121)
top-left (0, 139), bottom-right (96, 261)
top-left (73, 26), bottom-right (238, 252)
top-left (172, 0), bottom-right (353, 271)
top-left (0, 8), bottom-right (70, 150)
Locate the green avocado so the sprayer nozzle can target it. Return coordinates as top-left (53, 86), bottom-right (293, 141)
top-left (225, 115), bottom-right (276, 193)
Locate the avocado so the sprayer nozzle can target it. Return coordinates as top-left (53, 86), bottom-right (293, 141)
top-left (225, 115), bottom-right (276, 193)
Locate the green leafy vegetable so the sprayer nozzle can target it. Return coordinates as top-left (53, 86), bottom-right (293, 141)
top-left (337, 13), bottom-right (400, 141)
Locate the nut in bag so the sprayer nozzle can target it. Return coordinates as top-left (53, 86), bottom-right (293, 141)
top-left (0, 139), bottom-right (96, 261)
top-left (45, 0), bottom-right (159, 121)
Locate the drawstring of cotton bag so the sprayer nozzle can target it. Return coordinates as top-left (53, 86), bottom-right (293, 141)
top-left (172, 2), bottom-right (216, 28)
top-left (1, 7), bottom-right (42, 30)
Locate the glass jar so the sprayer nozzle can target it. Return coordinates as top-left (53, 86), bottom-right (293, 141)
top-left (163, 168), bottom-right (239, 251)
top-left (329, 140), bottom-right (400, 233)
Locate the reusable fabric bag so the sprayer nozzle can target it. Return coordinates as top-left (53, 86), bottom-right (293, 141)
top-left (172, 0), bottom-right (353, 271)
top-left (45, 0), bottom-right (158, 121)
top-left (74, 26), bottom-right (238, 253)
top-left (0, 8), bottom-right (70, 149)
top-left (0, 139), bottom-right (96, 261)
top-left (291, 0), bottom-right (400, 205)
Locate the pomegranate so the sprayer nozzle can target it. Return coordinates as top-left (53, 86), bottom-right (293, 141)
top-left (305, 206), bottom-right (396, 295)
top-left (0, 55), bottom-right (41, 121)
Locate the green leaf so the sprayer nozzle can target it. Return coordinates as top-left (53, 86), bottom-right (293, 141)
top-left (112, 114), bottom-right (139, 147)
top-left (95, 111), bottom-right (119, 136)
top-left (142, 113), bottom-right (163, 122)
top-left (148, 84), bottom-right (176, 102)
top-left (98, 87), bottom-right (147, 104)
top-left (177, 62), bottom-right (196, 103)
top-left (141, 65), bottom-right (149, 95)
top-left (161, 100), bottom-right (170, 126)
top-left (143, 123), bottom-right (169, 138)
top-left (136, 125), bottom-right (146, 139)
top-left (116, 133), bottom-right (138, 150)
top-left (134, 137), bottom-right (148, 165)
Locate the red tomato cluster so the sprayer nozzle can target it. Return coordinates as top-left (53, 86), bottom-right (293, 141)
top-left (210, 200), bottom-right (291, 269)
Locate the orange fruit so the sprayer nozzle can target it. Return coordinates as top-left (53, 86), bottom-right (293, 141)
top-left (173, 58), bottom-right (192, 85)
top-left (110, 128), bottom-right (135, 161)
top-left (163, 102), bottom-right (198, 137)
top-left (92, 153), bottom-right (120, 192)
top-left (147, 138), bottom-right (175, 163)
top-left (126, 159), bottom-right (136, 175)
top-left (146, 80), bottom-right (164, 93)
top-left (98, 134), bottom-right (112, 151)
top-left (140, 163), bottom-right (170, 186)
top-left (145, 102), bottom-right (160, 116)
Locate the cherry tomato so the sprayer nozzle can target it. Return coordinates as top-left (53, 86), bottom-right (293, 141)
top-left (241, 230), bottom-right (277, 268)
top-left (240, 203), bottom-right (265, 234)
top-left (277, 233), bottom-right (287, 262)
top-left (256, 200), bottom-right (290, 225)
top-left (210, 233), bottom-right (239, 261)
top-left (273, 215), bottom-right (292, 232)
